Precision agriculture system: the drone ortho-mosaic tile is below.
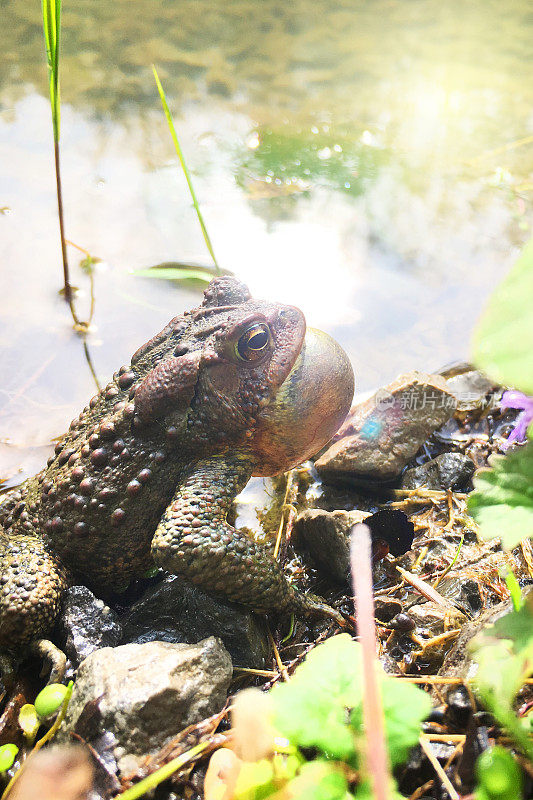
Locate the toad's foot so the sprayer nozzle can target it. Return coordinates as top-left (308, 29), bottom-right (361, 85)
top-left (287, 589), bottom-right (349, 629)
top-left (29, 639), bottom-right (67, 684)
top-left (151, 454), bottom-right (349, 628)
top-left (0, 534), bottom-right (68, 650)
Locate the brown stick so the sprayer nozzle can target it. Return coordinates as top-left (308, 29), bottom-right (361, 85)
top-left (351, 523), bottom-right (391, 800)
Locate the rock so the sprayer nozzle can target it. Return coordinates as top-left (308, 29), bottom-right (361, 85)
top-left (401, 453), bottom-right (475, 491)
top-left (437, 576), bottom-right (484, 616)
top-left (56, 586), bottom-right (122, 667)
top-left (60, 638), bottom-right (232, 775)
top-left (293, 508), bottom-right (414, 582)
top-left (407, 602), bottom-right (453, 635)
top-left (438, 598), bottom-right (517, 680)
top-left (120, 575), bottom-right (269, 668)
top-left (293, 509), bottom-right (369, 582)
top-left (316, 371), bottom-right (456, 483)
top-left (374, 598), bottom-right (402, 623)
top-left (445, 369), bottom-right (495, 412)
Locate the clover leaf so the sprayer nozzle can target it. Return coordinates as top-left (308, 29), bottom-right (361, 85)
top-left (468, 441), bottom-right (533, 548)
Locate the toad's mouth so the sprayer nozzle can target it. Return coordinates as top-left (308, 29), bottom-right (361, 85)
top-left (252, 328), bottom-right (355, 476)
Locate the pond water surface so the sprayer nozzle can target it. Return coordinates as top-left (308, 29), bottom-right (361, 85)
top-left (1, 0), bottom-right (532, 515)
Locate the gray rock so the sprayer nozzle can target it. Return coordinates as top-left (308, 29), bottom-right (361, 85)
top-left (60, 638), bottom-right (232, 775)
top-left (438, 595), bottom-right (526, 680)
top-left (293, 509), bottom-right (370, 582)
top-left (401, 453), bottom-right (475, 491)
top-left (293, 508), bottom-right (414, 582)
top-left (445, 369), bottom-right (495, 411)
top-left (57, 586), bottom-right (122, 666)
top-left (120, 575), bottom-right (269, 668)
top-left (316, 371), bottom-right (456, 483)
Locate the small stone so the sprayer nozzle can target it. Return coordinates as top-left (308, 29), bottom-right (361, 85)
top-left (59, 638), bottom-right (232, 774)
top-left (56, 586), bottom-right (122, 667)
top-left (293, 508), bottom-right (414, 582)
top-left (121, 575), bottom-right (269, 669)
top-left (445, 368), bottom-right (495, 411)
top-left (315, 371), bottom-right (456, 483)
top-left (401, 453), bottom-right (475, 491)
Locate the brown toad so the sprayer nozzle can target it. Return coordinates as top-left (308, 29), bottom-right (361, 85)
top-left (0, 277), bottom-right (354, 657)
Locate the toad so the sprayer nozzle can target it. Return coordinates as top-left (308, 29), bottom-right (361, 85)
top-left (0, 278), bottom-right (354, 661)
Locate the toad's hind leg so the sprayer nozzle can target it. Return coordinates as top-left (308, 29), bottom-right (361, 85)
top-left (151, 454), bottom-right (346, 626)
top-left (0, 533), bottom-right (68, 650)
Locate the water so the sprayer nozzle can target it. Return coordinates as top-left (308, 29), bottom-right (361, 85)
top-left (1, 0), bottom-right (532, 493)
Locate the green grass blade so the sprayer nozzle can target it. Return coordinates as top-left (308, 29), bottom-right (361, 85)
top-left (41, 0), bottom-right (61, 141)
top-left (152, 65), bottom-right (220, 275)
top-left (134, 267), bottom-right (213, 283)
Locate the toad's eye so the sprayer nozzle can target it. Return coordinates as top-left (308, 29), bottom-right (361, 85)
top-left (236, 323), bottom-right (271, 362)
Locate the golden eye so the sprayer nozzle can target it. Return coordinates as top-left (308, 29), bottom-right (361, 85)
top-left (236, 323), bottom-right (271, 362)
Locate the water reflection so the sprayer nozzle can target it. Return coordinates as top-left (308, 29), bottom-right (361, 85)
top-left (0, 0), bottom-right (532, 488)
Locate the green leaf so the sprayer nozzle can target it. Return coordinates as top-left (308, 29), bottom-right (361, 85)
top-left (34, 682), bottom-right (68, 718)
top-left (41, 0), bottom-right (61, 142)
top-left (470, 601), bottom-right (533, 761)
top-left (272, 635), bottom-right (431, 766)
top-left (271, 635), bottom-right (363, 760)
top-left (152, 66), bottom-right (220, 275)
top-left (0, 744), bottom-right (19, 772)
top-left (234, 758), bottom-right (276, 800)
top-left (134, 267), bottom-right (213, 284)
top-left (284, 760), bottom-right (350, 800)
top-left (472, 238), bottom-right (533, 394)
top-left (490, 594), bottom-right (533, 655)
top-left (18, 703), bottom-right (39, 741)
top-left (468, 441), bottom-right (533, 548)
top-left (380, 679), bottom-right (432, 768)
top-left (475, 746), bottom-right (522, 800)
top-left (353, 778), bottom-right (404, 800)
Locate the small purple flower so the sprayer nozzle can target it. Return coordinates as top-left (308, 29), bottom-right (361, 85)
top-left (500, 390), bottom-right (533, 449)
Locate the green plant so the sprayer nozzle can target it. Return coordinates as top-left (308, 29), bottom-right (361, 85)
top-left (41, 0), bottom-right (72, 310)
top-left (468, 239), bottom-right (533, 547)
top-left (34, 682), bottom-right (69, 718)
top-left (152, 66), bottom-right (221, 279)
top-left (470, 595), bottom-right (533, 763)
top-left (134, 262), bottom-right (218, 286)
top-left (41, 2), bottom-right (94, 330)
top-left (0, 746), bottom-right (18, 774)
top-left (467, 237), bottom-right (533, 788)
top-left (231, 634), bottom-right (431, 800)
top-left (0, 681), bottom-right (73, 800)
top-left (475, 746), bottom-right (523, 800)
top-left (18, 704), bottom-right (39, 746)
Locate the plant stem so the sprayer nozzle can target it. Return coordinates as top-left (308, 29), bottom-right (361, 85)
top-left (1, 682), bottom-right (73, 800)
top-left (152, 66), bottom-right (221, 275)
top-left (53, 140), bottom-right (73, 305)
top-left (350, 523), bottom-right (391, 800)
top-left (118, 741), bottom-right (209, 800)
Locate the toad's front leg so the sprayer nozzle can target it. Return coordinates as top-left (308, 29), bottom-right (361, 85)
top-left (151, 454), bottom-right (345, 625)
